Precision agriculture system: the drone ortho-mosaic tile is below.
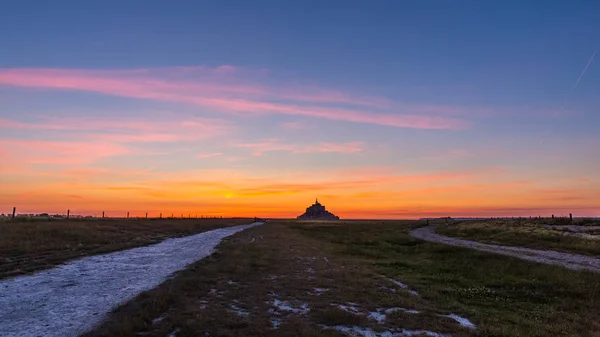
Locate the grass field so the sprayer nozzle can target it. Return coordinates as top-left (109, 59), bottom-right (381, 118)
top-left (437, 218), bottom-right (600, 257)
top-left (87, 220), bottom-right (600, 337)
top-left (0, 218), bottom-right (252, 280)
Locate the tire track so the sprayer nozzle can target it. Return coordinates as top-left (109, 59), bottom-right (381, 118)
top-left (410, 225), bottom-right (600, 273)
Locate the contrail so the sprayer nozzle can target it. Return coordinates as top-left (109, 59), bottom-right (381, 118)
top-left (572, 48), bottom-right (598, 90)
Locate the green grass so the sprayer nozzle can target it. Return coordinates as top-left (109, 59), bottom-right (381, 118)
top-left (298, 221), bottom-right (600, 336)
top-left (437, 219), bottom-right (600, 256)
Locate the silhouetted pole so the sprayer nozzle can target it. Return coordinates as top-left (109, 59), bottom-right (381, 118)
top-left (570, 213), bottom-right (573, 221)
top-left (102, 211), bottom-right (105, 219)
top-left (160, 213), bottom-right (162, 219)
top-left (146, 212), bottom-right (148, 219)
top-left (12, 207), bottom-right (16, 218)
top-left (171, 213), bottom-right (174, 218)
top-left (552, 214), bottom-right (554, 219)
top-left (67, 209), bottom-right (70, 219)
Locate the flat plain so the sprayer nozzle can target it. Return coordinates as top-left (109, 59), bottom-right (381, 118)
top-left (79, 219), bottom-right (600, 337)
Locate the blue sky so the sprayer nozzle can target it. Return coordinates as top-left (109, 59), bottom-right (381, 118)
top-left (0, 1), bottom-right (598, 217)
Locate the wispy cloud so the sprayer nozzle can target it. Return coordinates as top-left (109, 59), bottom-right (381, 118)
top-left (0, 139), bottom-right (131, 165)
top-left (0, 117), bottom-right (231, 143)
top-left (0, 67), bottom-right (469, 130)
top-left (236, 139), bottom-right (364, 156)
top-left (196, 152), bottom-right (223, 159)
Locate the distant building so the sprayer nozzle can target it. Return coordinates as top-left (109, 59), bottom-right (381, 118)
top-left (297, 198), bottom-right (340, 220)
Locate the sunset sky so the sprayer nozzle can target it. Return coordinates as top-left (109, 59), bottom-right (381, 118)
top-left (1, 1), bottom-right (598, 218)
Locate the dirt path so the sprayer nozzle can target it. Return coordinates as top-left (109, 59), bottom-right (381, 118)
top-left (410, 225), bottom-right (600, 273)
top-left (0, 222), bottom-right (262, 337)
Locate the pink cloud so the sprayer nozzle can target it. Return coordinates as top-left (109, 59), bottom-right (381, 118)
top-left (236, 139), bottom-right (364, 156)
top-left (196, 152), bottom-right (223, 159)
top-left (0, 139), bottom-right (130, 165)
top-left (0, 117), bottom-right (231, 143)
top-left (0, 67), bottom-right (469, 130)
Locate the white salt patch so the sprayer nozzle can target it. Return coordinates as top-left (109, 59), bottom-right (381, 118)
top-left (368, 307), bottom-right (421, 323)
top-left (227, 280), bottom-right (237, 285)
top-left (272, 297), bottom-right (310, 315)
top-left (271, 318), bottom-right (281, 329)
top-left (324, 257), bottom-right (330, 264)
top-left (401, 329), bottom-right (446, 337)
top-left (368, 311), bottom-right (386, 323)
top-left (312, 287), bottom-right (329, 295)
top-left (378, 286), bottom-right (397, 293)
top-left (0, 222), bottom-right (262, 337)
top-left (441, 314), bottom-right (476, 329)
top-left (383, 276), bottom-right (419, 296)
top-left (325, 325), bottom-right (448, 337)
top-left (151, 314), bottom-right (166, 325)
top-left (337, 304), bottom-right (361, 314)
top-left (388, 278), bottom-right (408, 289)
top-left (167, 327), bottom-right (181, 337)
top-left (329, 325), bottom-right (382, 337)
top-left (306, 267), bottom-right (315, 274)
top-left (199, 300), bottom-right (208, 310)
top-left (383, 307), bottom-right (420, 315)
top-left (208, 288), bottom-right (217, 295)
top-left (229, 303), bottom-right (249, 317)
top-left (249, 237), bottom-right (255, 243)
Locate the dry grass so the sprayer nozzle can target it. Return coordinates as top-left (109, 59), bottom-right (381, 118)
top-left (0, 218), bottom-right (251, 280)
top-left (87, 221), bottom-right (476, 337)
top-left (85, 220), bottom-right (600, 337)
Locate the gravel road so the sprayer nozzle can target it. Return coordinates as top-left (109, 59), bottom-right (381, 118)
top-left (0, 222), bottom-right (262, 337)
top-left (410, 225), bottom-right (600, 273)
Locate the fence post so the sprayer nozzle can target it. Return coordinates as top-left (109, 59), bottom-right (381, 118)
top-left (127, 212), bottom-right (129, 219)
top-left (12, 207), bottom-right (16, 218)
top-left (171, 213), bottom-right (174, 218)
top-left (67, 209), bottom-right (70, 219)
top-left (552, 214), bottom-right (554, 219)
top-left (570, 213), bottom-right (573, 221)
top-left (102, 211), bottom-right (105, 219)
top-left (160, 213), bottom-right (162, 219)
top-left (146, 212), bottom-right (148, 219)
